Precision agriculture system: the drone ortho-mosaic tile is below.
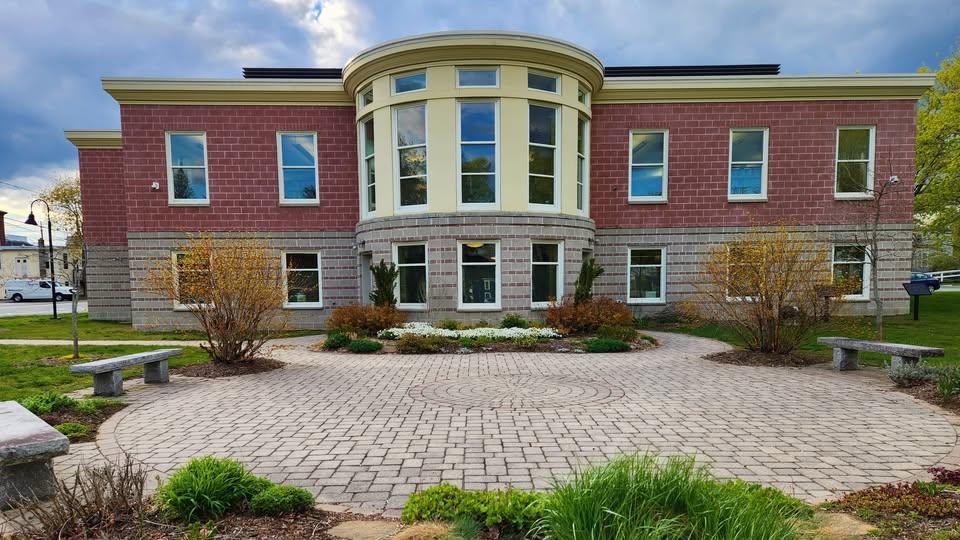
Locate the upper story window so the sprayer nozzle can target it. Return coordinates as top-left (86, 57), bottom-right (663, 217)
top-left (459, 101), bottom-right (498, 208)
top-left (577, 116), bottom-right (589, 212)
top-left (528, 104), bottom-right (558, 208)
top-left (359, 86), bottom-right (374, 107)
top-left (360, 118), bottom-right (376, 215)
top-left (728, 128), bottom-right (768, 201)
top-left (457, 68), bottom-right (498, 88)
top-left (283, 252), bottom-right (322, 308)
top-left (577, 84), bottom-right (589, 105)
top-left (395, 103), bottom-right (428, 210)
top-left (166, 132), bottom-right (208, 205)
top-left (833, 245), bottom-right (870, 299)
top-left (528, 70), bottom-right (559, 93)
top-left (629, 130), bottom-right (668, 202)
top-left (393, 71), bottom-right (426, 94)
top-left (277, 133), bottom-right (319, 204)
top-left (836, 126), bottom-right (875, 197)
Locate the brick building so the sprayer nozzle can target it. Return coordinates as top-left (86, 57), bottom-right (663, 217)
top-left (66, 31), bottom-right (931, 329)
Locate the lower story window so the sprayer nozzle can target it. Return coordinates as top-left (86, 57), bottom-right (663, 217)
top-left (174, 252), bottom-right (211, 307)
top-left (395, 243), bottom-right (428, 308)
top-left (628, 248), bottom-right (665, 303)
top-left (459, 241), bottom-right (499, 309)
top-left (284, 252), bottom-right (322, 307)
top-left (833, 245), bottom-right (869, 299)
top-left (531, 242), bottom-right (562, 306)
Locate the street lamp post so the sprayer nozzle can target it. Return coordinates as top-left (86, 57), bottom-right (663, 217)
top-left (26, 200), bottom-right (58, 320)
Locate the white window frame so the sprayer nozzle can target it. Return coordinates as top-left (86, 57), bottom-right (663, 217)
top-left (172, 252), bottom-right (210, 310)
top-left (531, 241), bottom-right (564, 309)
top-left (276, 132), bottom-right (319, 206)
top-left (834, 125), bottom-right (876, 199)
top-left (832, 245), bottom-right (871, 301)
top-left (527, 69), bottom-right (560, 94)
top-left (577, 116), bottom-right (590, 214)
top-left (359, 117), bottom-right (376, 217)
top-left (727, 127), bottom-right (769, 202)
top-left (393, 103), bottom-right (429, 213)
top-left (457, 99), bottom-right (500, 210)
top-left (626, 247), bottom-right (666, 304)
top-left (393, 242), bottom-right (429, 311)
top-left (457, 240), bottom-right (501, 311)
top-left (359, 85), bottom-right (373, 107)
top-left (392, 71), bottom-right (427, 95)
top-left (456, 67), bottom-right (499, 88)
top-left (628, 129), bottom-right (669, 203)
top-left (282, 251), bottom-right (323, 309)
top-left (528, 102), bottom-right (560, 212)
top-left (166, 132), bottom-right (209, 206)
top-left (577, 84), bottom-right (590, 105)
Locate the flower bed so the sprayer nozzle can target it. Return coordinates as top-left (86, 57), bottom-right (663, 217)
top-left (378, 322), bottom-right (561, 340)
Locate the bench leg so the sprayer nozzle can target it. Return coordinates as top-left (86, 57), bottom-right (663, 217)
top-left (890, 355), bottom-right (919, 370)
top-left (144, 359), bottom-right (169, 384)
top-left (0, 459), bottom-right (58, 510)
top-left (93, 370), bottom-right (123, 396)
top-left (833, 347), bottom-right (859, 370)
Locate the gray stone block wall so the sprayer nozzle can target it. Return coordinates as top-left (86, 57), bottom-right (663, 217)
top-left (593, 223), bottom-right (913, 318)
top-left (126, 231), bottom-right (356, 331)
top-left (85, 245), bottom-right (132, 322)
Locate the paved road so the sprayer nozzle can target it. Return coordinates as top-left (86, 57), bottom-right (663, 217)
top-left (0, 300), bottom-right (87, 317)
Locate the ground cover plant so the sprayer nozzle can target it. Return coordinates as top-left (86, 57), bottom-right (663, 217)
top-left (0, 344), bottom-right (210, 400)
top-left (16, 391), bottom-right (124, 442)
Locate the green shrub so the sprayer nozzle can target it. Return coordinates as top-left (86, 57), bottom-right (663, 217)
top-left (54, 422), bottom-right (90, 441)
top-left (584, 338), bottom-right (630, 353)
top-left (74, 398), bottom-right (122, 415)
top-left (379, 330), bottom-right (399, 340)
top-left (402, 483), bottom-right (545, 532)
top-left (156, 456), bottom-right (272, 522)
top-left (500, 313), bottom-right (529, 329)
top-left (539, 453), bottom-right (808, 540)
top-left (321, 333), bottom-right (352, 350)
top-left (18, 392), bottom-right (78, 415)
top-left (326, 304), bottom-right (407, 335)
top-left (511, 335), bottom-right (540, 349)
top-left (396, 334), bottom-right (452, 354)
top-left (459, 337), bottom-right (477, 348)
top-left (574, 257), bottom-right (605, 304)
top-left (638, 333), bottom-right (657, 344)
top-left (937, 367), bottom-right (960, 399)
top-left (596, 325), bottom-right (637, 342)
top-left (436, 319), bottom-right (462, 331)
top-left (888, 363), bottom-right (941, 388)
top-left (249, 485), bottom-right (315, 516)
top-left (346, 339), bottom-right (383, 354)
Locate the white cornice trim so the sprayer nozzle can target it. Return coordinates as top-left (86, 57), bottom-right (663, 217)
top-left (101, 77), bottom-right (352, 105)
top-left (64, 129), bottom-right (122, 149)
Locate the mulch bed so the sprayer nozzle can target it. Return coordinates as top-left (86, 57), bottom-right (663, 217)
top-left (703, 350), bottom-right (829, 368)
top-left (315, 336), bottom-right (658, 355)
top-left (897, 382), bottom-right (960, 414)
top-left (39, 403), bottom-right (126, 443)
top-left (173, 357), bottom-right (284, 378)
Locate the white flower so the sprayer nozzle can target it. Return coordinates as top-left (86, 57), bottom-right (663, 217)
top-left (377, 322), bottom-right (561, 339)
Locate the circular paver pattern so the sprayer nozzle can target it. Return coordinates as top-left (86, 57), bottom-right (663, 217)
top-left (92, 332), bottom-right (958, 518)
top-left (409, 374), bottom-right (624, 409)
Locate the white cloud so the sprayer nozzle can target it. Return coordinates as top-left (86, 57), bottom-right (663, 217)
top-left (0, 163), bottom-right (79, 244)
top-left (271, 0), bottom-right (371, 66)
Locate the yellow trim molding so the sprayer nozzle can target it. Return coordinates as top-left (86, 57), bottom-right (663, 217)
top-left (595, 74), bottom-right (935, 103)
top-left (101, 78), bottom-right (352, 105)
top-left (64, 130), bottom-right (122, 149)
top-left (342, 31), bottom-right (605, 96)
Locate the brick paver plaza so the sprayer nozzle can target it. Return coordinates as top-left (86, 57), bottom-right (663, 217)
top-left (52, 333), bottom-right (960, 516)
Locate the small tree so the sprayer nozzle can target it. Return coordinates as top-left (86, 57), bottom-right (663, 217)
top-left (573, 257), bottom-right (605, 304)
top-left (144, 234), bottom-right (289, 363)
top-left (682, 224), bottom-right (856, 354)
top-left (369, 259), bottom-right (399, 306)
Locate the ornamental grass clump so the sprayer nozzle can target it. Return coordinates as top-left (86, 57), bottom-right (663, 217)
top-left (156, 456), bottom-right (272, 522)
top-left (249, 485), bottom-right (315, 516)
top-left (346, 338), bottom-right (383, 353)
top-left (584, 338), bottom-right (631, 353)
top-left (18, 391), bottom-right (78, 415)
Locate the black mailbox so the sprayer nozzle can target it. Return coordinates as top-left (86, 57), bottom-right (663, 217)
top-left (902, 282), bottom-right (932, 320)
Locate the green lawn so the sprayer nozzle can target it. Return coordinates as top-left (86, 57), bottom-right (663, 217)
top-left (0, 313), bottom-right (322, 341)
top-left (643, 292), bottom-right (960, 367)
top-left (0, 345), bottom-right (210, 401)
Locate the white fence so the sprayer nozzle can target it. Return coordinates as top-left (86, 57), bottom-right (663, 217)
top-left (931, 269), bottom-right (960, 282)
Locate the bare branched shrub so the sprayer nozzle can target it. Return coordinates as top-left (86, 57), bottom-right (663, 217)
top-left (680, 223), bottom-right (857, 354)
top-left (144, 234), bottom-right (290, 363)
top-left (15, 456), bottom-right (149, 539)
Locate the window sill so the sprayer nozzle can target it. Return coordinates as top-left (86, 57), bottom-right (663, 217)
top-left (727, 196), bottom-right (767, 203)
top-left (527, 204), bottom-right (559, 213)
top-left (457, 306), bottom-right (502, 312)
top-left (627, 299), bottom-right (666, 305)
top-left (396, 205), bottom-right (429, 214)
top-left (169, 200), bottom-right (210, 207)
top-left (842, 295), bottom-right (870, 302)
top-left (284, 304), bottom-right (324, 310)
top-left (279, 200), bottom-right (320, 207)
top-left (457, 203), bottom-right (500, 211)
top-left (834, 193), bottom-right (873, 201)
top-left (530, 304), bottom-right (551, 311)
top-left (398, 305), bottom-right (429, 312)
top-left (628, 198), bottom-right (667, 205)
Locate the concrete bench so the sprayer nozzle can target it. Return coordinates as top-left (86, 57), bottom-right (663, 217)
top-left (0, 401), bottom-right (70, 509)
top-left (69, 348), bottom-right (182, 396)
top-left (817, 337), bottom-right (945, 370)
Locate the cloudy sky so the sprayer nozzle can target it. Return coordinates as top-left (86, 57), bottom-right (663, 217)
top-left (1, 0), bottom-right (957, 242)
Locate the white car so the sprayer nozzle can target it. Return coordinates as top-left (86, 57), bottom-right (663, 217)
top-left (3, 279), bottom-right (76, 302)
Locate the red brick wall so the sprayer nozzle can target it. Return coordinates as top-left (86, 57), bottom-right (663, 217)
top-left (589, 100), bottom-right (917, 228)
top-left (79, 148), bottom-right (127, 246)
top-left (120, 104), bottom-right (359, 232)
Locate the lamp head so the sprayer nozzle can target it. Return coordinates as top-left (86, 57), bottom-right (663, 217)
top-left (24, 212), bottom-right (38, 226)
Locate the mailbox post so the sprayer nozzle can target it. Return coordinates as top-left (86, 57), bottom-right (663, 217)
top-left (902, 282), bottom-right (933, 321)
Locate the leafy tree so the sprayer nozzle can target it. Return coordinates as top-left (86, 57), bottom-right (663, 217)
top-left (369, 259), bottom-right (399, 306)
top-left (173, 168), bottom-right (195, 199)
top-left (573, 257), bottom-right (605, 304)
top-left (144, 234), bottom-right (290, 363)
top-left (916, 43), bottom-right (960, 252)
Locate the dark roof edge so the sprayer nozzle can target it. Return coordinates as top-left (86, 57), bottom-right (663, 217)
top-left (243, 68), bottom-right (343, 79)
